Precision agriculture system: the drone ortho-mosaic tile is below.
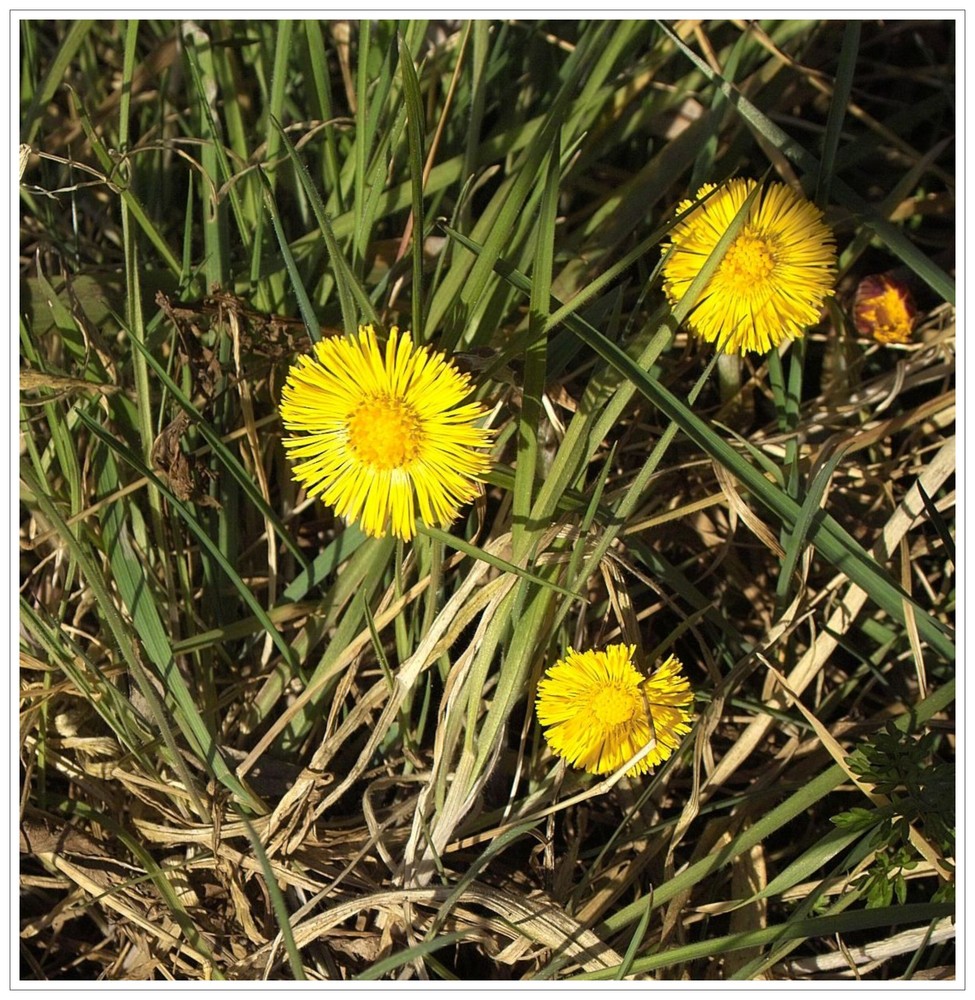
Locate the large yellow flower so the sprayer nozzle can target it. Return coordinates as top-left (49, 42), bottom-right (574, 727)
top-left (279, 324), bottom-right (494, 541)
top-left (535, 644), bottom-right (693, 777)
top-left (662, 178), bottom-right (837, 355)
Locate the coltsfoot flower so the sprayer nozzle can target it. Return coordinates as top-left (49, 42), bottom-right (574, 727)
top-left (853, 273), bottom-right (917, 345)
top-left (280, 324), bottom-right (494, 541)
top-left (662, 178), bottom-right (837, 355)
top-left (535, 644), bottom-right (693, 777)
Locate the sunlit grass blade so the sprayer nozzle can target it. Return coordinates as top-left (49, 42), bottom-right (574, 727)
top-left (259, 535), bottom-right (397, 745)
top-left (917, 482), bottom-right (955, 568)
top-left (354, 932), bottom-right (468, 980)
top-left (775, 443), bottom-right (849, 603)
top-left (50, 797), bottom-right (226, 977)
top-left (302, 21), bottom-right (344, 208)
top-left (426, 20), bottom-right (614, 346)
top-left (398, 33), bottom-right (427, 342)
top-left (181, 22), bottom-right (251, 264)
top-left (512, 129), bottom-right (559, 559)
top-left (96, 451), bottom-right (267, 816)
top-left (21, 598), bottom-right (155, 761)
top-left (69, 89), bottom-right (181, 277)
top-left (270, 117), bottom-right (379, 333)
top-left (239, 815), bottom-right (306, 979)
top-left (258, 164), bottom-right (326, 345)
top-left (280, 523), bottom-right (369, 602)
top-left (580, 902), bottom-right (953, 980)
top-left (419, 524), bottom-right (582, 601)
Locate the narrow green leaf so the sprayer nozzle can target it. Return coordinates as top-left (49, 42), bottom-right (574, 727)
top-left (269, 118), bottom-right (379, 333)
top-left (398, 34), bottom-right (427, 342)
top-left (513, 130), bottom-right (559, 559)
top-left (816, 20), bottom-right (860, 207)
top-left (354, 932), bottom-right (468, 981)
top-left (600, 676), bottom-right (954, 936)
top-left (22, 21), bottom-right (94, 144)
top-left (258, 164), bottom-right (324, 345)
top-left (579, 903), bottom-right (953, 980)
top-left (419, 524), bottom-right (583, 601)
top-left (69, 89), bottom-right (181, 277)
top-left (239, 815), bottom-right (306, 979)
top-left (917, 482), bottom-right (955, 567)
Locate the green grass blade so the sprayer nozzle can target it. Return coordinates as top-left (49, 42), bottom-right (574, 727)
top-left (601, 675), bottom-right (954, 936)
top-left (398, 33), bottom-right (427, 342)
top-left (239, 815), bottom-right (306, 979)
top-left (96, 458), bottom-right (266, 816)
top-left (354, 931), bottom-right (468, 980)
top-left (512, 129), bottom-right (559, 559)
top-left (917, 482), bottom-right (955, 567)
top-left (815, 20), bottom-right (860, 207)
top-left (258, 163), bottom-right (324, 344)
top-left (428, 21), bottom-right (614, 345)
top-left (302, 21), bottom-right (344, 206)
top-left (269, 117), bottom-right (378, 332)
top-left (264, 22), bottom-right (294, 188)
top-left (775, 442), bottom-right (849, 603)
top-left (22, 20), bottom-right (94, 144)
top-left (69, 89), bottom-right (181, 277)
top-left (419, 525), bottom-right (582, 601)
top-left (21, 598), bottom-right (154, 760)
top-left (580, 902), bottom-right (953, 980)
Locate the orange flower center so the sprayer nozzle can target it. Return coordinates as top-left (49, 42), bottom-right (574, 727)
top-left (872, 287), bottom-right (910, 328)
top-left (720, 228), bottom-right (777, 284)
top-left (347, 396), bottom-right (422, 469)
top-left (591, 684), bottom-right (640, 727)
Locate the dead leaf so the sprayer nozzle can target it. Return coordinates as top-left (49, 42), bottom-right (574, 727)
top-left (151, 411), bottom-right (221, 508)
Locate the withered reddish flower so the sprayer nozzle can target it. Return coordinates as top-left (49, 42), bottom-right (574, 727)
top-left (853, 274), bottom-right (917, 345)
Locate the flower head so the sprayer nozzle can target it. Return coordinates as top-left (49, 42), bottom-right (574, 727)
top-left (280, 324), bottom-right (494, 541)
top-left (853, 273), bottom-right (917, 345)
top-left (535, 644), bottom-right (693, 777)
top-left (662, 178), bottom-right (837, 355)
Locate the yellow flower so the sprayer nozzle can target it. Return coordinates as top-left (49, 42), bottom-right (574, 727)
top-left (853, 273), bottom-right (917, 345)
top-left (662, 178), bottom-right (837, 355)
top-left (279, 324), bottom-right (494, 541)
top-left (535, 644), bottom-right (693, 777)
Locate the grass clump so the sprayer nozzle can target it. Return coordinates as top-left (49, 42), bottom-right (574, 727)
top-left (20, 18), bottom-right (955, 981)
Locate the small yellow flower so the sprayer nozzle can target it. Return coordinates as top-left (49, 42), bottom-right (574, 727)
top-left (535, 644), bottom-right (693, 777)
top-left (853, 273), bottom-right (917, 345)
top-left (279, 324), bottom-right (494, 541)
top-left (662, 178), bottom-right (837, 355)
